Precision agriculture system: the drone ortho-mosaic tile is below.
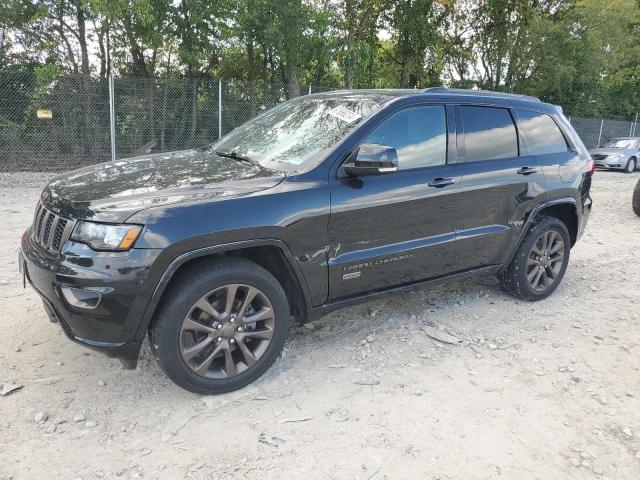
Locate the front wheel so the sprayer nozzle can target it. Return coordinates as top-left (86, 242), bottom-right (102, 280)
top-left (150, 257), bottom-right (290, 394)
top-left (625, 157), bottom-right (636, 173)
top-left (501, 215), bottom-right (571, 301)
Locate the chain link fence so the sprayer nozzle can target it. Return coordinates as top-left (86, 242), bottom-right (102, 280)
top-left (569, 114), bottom-right (638, 150)
top-left (0, 71), bottom-right (333, 172)
top-left (0, 70), bottom-right (637, 172)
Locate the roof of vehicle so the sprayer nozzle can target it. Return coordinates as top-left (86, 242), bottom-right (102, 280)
top-left (308, 87), bottom-right (553, 110)
top-left (421, 87), bottom-right (541, 102)
top-left (608, 136), bottom-right (640, 140)
top-left (309, 89), bottom-right (418, 98)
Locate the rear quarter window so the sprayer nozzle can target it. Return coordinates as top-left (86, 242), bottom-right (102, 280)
top-left (516, 109), bottom-right (568, 155)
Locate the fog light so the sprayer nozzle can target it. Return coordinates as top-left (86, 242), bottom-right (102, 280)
top-left (61, 287), bottom-right (102, 309)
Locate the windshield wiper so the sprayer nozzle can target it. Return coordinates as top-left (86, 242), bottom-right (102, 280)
top-left (215, 150), bottom-right (261, 168)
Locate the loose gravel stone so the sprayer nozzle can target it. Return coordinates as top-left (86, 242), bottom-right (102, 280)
top-left (34, 412), bottom-right (48, 423)
top-left (73, 414), bottom-right (86, 424)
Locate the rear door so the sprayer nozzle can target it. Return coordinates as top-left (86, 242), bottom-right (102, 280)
top-left (454, 105), bottom-right (546, 270)
top-left (327, 104), bottom-right (462, 300)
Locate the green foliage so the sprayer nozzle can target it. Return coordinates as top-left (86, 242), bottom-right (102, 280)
top-left (1, 0), bottom-right (640, 116)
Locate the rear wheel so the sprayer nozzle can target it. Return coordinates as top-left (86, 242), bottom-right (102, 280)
top-left (633, 178), bottom-right (640, 217)
top-left (625, 157), bottom-right (636, 173)
top-left (501, 215), bottom-right (570, 301)
top-left (150, 257), bottom-right (289, 394)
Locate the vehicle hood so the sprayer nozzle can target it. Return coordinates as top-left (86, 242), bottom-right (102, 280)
top-left (589, 147), bottom-right (631, 156)
top-left (42, 149), bottom-right (285, 223)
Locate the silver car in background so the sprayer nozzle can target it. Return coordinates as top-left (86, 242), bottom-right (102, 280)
top-left (590, 137), bottom-right (640, 173)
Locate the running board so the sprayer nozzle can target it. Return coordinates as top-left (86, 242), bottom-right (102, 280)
top-left (305, 265), bottom-right (501, 323)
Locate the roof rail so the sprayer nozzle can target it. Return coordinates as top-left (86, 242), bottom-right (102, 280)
top-left (422, 87), bottom-right (541, 102)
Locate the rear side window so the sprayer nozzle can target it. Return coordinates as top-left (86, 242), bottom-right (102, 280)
top-left (460, 106), bottom-right (518, 162)
top-left (517, 109), bottom-right (568, 155)
top-left (363, 105), bottom-right (447, 170)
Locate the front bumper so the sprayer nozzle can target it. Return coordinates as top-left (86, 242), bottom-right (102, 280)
top-left (20, 230), bottom-right (161, 367)
top-left (594, 157), bottom-right (626, 170)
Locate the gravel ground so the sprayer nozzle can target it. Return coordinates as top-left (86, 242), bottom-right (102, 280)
top-left (1, 171), bottom-right (639, 480)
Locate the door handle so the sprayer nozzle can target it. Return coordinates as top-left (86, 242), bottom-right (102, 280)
top-left (428, 177), bottom-right (456, 188)
top-left (517, 166), bottom-right (538, 175)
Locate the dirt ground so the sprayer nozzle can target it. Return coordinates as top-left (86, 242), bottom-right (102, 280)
top-left (1, 171), bottom-right (639, 480)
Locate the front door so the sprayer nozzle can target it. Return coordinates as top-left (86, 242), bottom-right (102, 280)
top-left (327, 104), bottom-right (462, 300)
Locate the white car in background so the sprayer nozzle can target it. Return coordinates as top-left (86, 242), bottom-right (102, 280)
top-left (590, 137), bottom-right (640, 173)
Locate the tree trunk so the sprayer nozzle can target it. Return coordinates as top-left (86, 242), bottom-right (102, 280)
top-left (122, 12), bottom-right (148, 76)
top-left (247, 42), bottom-right (257, 117)
top-left (56, 8), bottom-right (78, 73)
top-left (261, 41), bottom-right (269, 83)
top-left (148, 79), bottom-right (155, 145)
top-left (270, 49), bottom-right (279, 84)
top-left (344, 0), bottom-right (355, 89)
top-left (105, 21), bottom-right (111, 76)
top-left (344, 28), bottom-right (354, 89)
top-left (399, 60), bottom-right (408, 88)
top-left (76, 2), bottom-right (90, 75)
top-left (246, 0), bottom-right (258, 116)
top-left (189, 78), bottom-right (199, 143)
top-left (284, 63), bottom-right (300, 99)
top-left (96, 20), bottom-right (106, 78)
top-left (345, 53), bottom-right (354, 89)
top-left (160, 52), bottom-right (171, 150)
top-left (160, 79), bottom-right (168, 150)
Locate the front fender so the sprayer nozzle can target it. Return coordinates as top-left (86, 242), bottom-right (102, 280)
top-left (131, 238), bottom-right (313, 341)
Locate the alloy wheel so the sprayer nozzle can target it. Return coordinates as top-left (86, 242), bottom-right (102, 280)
top-left (627, 159), bottom-right (636, 173)
top-left (526, 230), bottom-right (565, 292)
top-left (179, 284), bottom-right (275, 379)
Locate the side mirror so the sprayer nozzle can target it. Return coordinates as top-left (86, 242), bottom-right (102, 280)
top-left (343, 144), bottom-right (399, 177)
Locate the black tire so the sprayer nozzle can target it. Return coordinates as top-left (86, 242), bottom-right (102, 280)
top-left (625, 157), bottom-right (636, 173)
top-left (633, 178), bottom-right (640, 217)
top-left (500, 215), bottom-right (571, 301)
top-left (150, 257), bottom-right (289, 394)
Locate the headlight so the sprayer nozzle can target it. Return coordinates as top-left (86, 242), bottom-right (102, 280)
top-left (610, 153), bottom-right (625, 159)
top-left (71, 222), bottom-right (142, 251)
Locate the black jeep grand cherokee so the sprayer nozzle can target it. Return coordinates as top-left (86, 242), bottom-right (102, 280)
top-left (20, 88), bottom-right (593, 394)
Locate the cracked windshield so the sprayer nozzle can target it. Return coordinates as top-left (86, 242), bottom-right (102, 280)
top-left (214, 94), bottom-right (394, 169)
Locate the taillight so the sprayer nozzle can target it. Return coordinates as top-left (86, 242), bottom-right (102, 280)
top-left (587, 159), bottom-right (596, 176)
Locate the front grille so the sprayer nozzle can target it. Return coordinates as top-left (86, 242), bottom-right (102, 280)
top-left (591, 154), bottom-right (608, 160)
top-left (31, 202), bottom-right (75, 254)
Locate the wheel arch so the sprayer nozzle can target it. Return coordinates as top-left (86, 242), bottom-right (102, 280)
top-left (502, 198), bottom-right (578, 272)
top-left (536, 202), bottom-right (578, 246)
top-left (135, 239), bottom-right (312, 340)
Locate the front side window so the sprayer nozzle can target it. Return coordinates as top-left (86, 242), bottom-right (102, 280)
top-left (461, 106), bottom-right (518, 162)
top-left (517, 109), bottom-right (568, 155)
top-left (214, 93), bottom-right (394, 170)
top-left (363, 105), bottom-right (447, 170)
